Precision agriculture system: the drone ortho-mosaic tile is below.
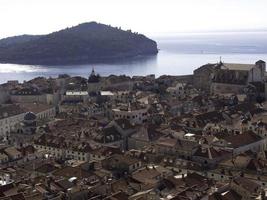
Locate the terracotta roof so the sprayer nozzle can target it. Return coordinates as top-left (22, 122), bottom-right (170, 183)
top-left (54, 179), bottom-right (74, 191)
top-left (223, 132), bottom-right (262, 148)
top-left (184, 173), bottom-right (208, 188)
top-left (246, 158), bottom-right (267, 171)
top-left (108, 154), bottom-right (140, 166)
top-left (209, 189), bottom-right (242, 200)
top-left (233, 177), bottom-right (260, 194)
top-left (228, 103), bottom-right (256, 114)
top-left (53, 166), bottom-right (95, 179)
top-left (19, 103), bottom-right (54, 114)
top-left (0, 183), bottom-right (15, 197)
top-left (34, 134), bottom-right (67, 149)
top-left (221, 63), bottom-right (255, 71)
top-left (131, 168), bottom-right (161, 183)
top-left (4, 193), bottom-right (26, 200)
top-left (0, 104), bottom-right (25, 119)
top-left (195, 111), bottom-right (225, 127)
top-left (104, 191), bottom-right (129, 200)
top-left (35, 163), bottom-right (58, 174)
top-left (131, 125), bottom-right (160, 142)
top-left (194, 147), bottom-right (230, 159)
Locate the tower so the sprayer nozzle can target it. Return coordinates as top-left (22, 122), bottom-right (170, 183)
top-left (88, 68), bottom-right (101, 93)
top-left (91, 67), bottom-right (96, 76)
top-left (88, 67), bottom-right (100, 83)
top-left (255, 60), bottom-right (266, 81)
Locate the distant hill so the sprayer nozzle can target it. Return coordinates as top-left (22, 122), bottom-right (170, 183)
top-left (0, 22), bottom-right (158, 65)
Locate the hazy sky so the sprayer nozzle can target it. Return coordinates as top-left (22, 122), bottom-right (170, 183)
top-left (1, 0), bottom-right (267, 38)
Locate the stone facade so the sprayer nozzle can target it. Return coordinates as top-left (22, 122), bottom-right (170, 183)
top-left (210, 60), bottom-right (266, 94)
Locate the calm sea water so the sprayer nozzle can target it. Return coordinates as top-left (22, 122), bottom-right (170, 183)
top-left (0, 31), bottom-right (267, 83)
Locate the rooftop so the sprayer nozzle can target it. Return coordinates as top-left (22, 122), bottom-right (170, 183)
top-left (221, 63), bottom-right (255, 71)
top-left (0, 104), bottom-right (25, 120)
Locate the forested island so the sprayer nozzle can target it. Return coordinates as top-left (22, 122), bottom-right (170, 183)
top-left (0, 22), bottom-right (158, 65)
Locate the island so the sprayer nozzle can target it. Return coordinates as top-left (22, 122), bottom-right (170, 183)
top-left (0, 22), bottom-right (158, 65)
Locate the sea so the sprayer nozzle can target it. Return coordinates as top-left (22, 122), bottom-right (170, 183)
top-left (0, 31), bottom-right (267, 84)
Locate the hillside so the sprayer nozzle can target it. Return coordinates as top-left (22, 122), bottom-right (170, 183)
top-left (0, 22), bottom-right (158, 65)
top-left (0, 35), bottom-right (42, 48)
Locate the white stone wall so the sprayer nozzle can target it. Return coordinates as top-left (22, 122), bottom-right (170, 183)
top-left (167, 83), bottom-right (186, 99)
top-left (65, 150), bottom-right (90, 161)
top-left (248, 67), bottom-right (262, 82)
top-left (0, 113), bottom-right (25, 137)
top-left (128, 161), bottom-right (142, 172)
top-left (35, 144), bottom-right (91, 162)
top-left (36, 107), bottom-right (56, 120)
top-left (34, 144), bottom-right (65, 159)
top-left (0, 107), bottom-right (56, 137)
top-left (112, 108), bottom-right (148, 124)
top-left (11, 95), bottom-right (46, 103)
top-left (11, 94), bottom-right (58, 105)
top-left (0, 88), bottom-right (10, 104)
top-left (211, 83), bottom-right (245, 94)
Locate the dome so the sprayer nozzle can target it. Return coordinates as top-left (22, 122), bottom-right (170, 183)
top-left (24, 112), bottom-right (37, 121)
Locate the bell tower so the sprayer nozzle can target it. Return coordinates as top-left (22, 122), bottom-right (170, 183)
top-left (255, 60), bottom-right (266, 81)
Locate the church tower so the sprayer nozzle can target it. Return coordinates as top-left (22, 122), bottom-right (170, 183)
top-left (91, 68), bottom-right (96, 77)
top-left (255, 60), bottom-right (266, 81)
top-left (88, 68), bottom-right (101, 93)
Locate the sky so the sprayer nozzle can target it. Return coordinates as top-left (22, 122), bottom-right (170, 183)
top-left (1, 0), bottom-right (267, 39)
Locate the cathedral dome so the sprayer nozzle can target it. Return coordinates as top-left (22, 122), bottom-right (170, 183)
top-left (24, 112), bottom-right (37, 121)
